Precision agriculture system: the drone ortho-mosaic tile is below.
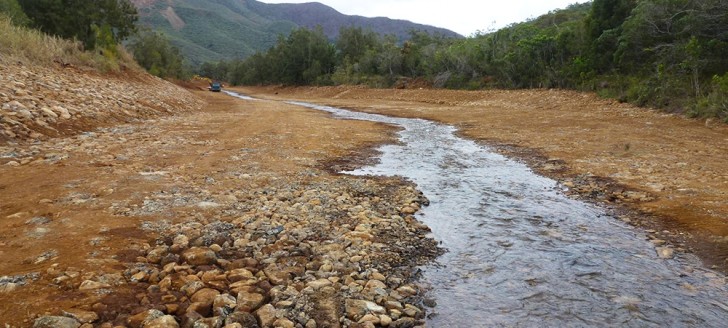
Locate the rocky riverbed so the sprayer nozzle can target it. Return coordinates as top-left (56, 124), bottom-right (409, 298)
top-left (34, 175), bottom-right (440, 328)
top-left (0, 70), bottom-right (442, 327)
top-left (240, 85), bottom-right (728, 274)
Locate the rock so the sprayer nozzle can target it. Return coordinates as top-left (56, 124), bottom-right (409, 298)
top-left (40, 107), bottom-right (58, 118)
top-left (224, 324), bottom-right (243, 328)
top-left (254, 304), bottom-right (276, 327)
top-left (143, 315), bottom-right (179, 328)
top-left (272, 318), bottom-right (295, 328)
top-left (78, 280), bottom-right (110, 290)
top-left (400, 206), bottom-right (417, 215)
top-left (345, 299), bottom-right (386, 321)
top-left (62, 309), bottom-right (99, 324)
top-left (403, 304), bottom-right (421, 318)
top-left (146, 246), bottom-right (169, 264)
top-left (3, 100), bottom-right (26, 112)
top-left (359, 314), bottom-right (381, 324)
top-left (186, 302), bottom-right (212, 317)
top-left (191, 288), bottom-right (221, 306)
top-left (306, 279), bottom-right (332, 290)
top-left (33, 316), bottom-right (81, 328)
top-left (370, 272), bottom-right (386, 281)
top-left (183, 247), bottom-right (217, 266)
top-left (365, 280), bottom-right (386, 290)
top-left (213, 293), bottom-right (237, 315)
top-left (193, 316), bottom-right (223, 328)
top-left (197, 201), bottom-right (220, 208)
top-left (173, 234), bottom-right (190, 247)
top-left (385, 301), bottom-right (403, 311)
top-left (181, 280), bottom-right (205, 296)
top-left (263, 263), bottom-right (292, 285)
top-left (236, 290), bottom-right (266, 312)
top-left (379, 315), bottom-right (393, 326)
top-left (657, 247), bottom-right (675, 259)
top-left (128, 309), bottom-right (164, 328)
top-left (227, 268), bottom-right (255, 282)
top-left (390, 317), bottom-right (416, 328)
top-left (131, 271), bottom-right (148, 282)
top-left (52, 105), bottom-right (72, 119)
top-left (225, 312), bottom-right (259, 327)
top-left (396, 286), bottom-right (417, 297)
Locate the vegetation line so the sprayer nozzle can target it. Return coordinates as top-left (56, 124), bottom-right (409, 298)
top-left (200, 0), bottom-right (728, 122)
top-left (1, 0), bottom-right (726, 121)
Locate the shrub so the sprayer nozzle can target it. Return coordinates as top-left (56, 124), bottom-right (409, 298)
top-left (0, 13), bottom-right (137, 71)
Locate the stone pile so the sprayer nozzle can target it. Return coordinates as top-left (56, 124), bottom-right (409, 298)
top-left (0, 62), bottom-right (203, 142)
top-left (39, 177), bottom-right (441, 328)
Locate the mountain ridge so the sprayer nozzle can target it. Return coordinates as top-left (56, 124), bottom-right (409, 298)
top-left (131, 0), bottom-right (462, 64)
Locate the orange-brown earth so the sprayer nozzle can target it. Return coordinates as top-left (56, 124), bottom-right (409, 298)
top-left (1, 73), bottom-right (438, 326)
top-left (238, 85), bottom-right (728, 273)
top-left (2, 64), bottom-right (728, 326)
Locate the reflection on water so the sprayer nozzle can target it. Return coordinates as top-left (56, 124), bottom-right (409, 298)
top-left (232, 93), bottom-right (728, 327)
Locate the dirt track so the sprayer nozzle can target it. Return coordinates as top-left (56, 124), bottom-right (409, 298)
top-left (238, 85), bottom-right (728, 273)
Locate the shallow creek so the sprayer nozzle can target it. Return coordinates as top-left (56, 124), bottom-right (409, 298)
top-left (229, 92), bottom-right (728, 327)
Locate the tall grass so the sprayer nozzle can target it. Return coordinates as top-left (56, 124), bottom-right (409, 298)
top-left (0, 14), bottom-right (138, 72)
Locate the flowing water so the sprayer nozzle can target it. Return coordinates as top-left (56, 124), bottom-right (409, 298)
top-left (231, 93), bottom-right (728, 327)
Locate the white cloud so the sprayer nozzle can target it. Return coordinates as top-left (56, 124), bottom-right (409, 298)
top-left (259, 0), bottom-right (588, 36)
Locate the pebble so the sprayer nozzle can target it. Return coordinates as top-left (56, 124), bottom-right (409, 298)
top-left (657, 247), bottom-right (675, 259)
top-left (254, 304), bottom-right (276, 327)
top-left (182, 247), bottom-right (218, 266)
top-left (61, 309), bottom-right (99, 324)
top-left (143, 315), bottom-right (179, 328)
top-left (33, 316), bottom-right (81, 328)
top-left (78, 280), bottom-right (110, 290)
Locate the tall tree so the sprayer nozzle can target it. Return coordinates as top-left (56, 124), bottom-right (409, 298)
top-left (19, 0), bottom-right (137, 49)
top-left (0, 0), bottom-right (30, 26)
top-left (584, 0), bottom-right (636, 72)
top-left (336, 26), bottom-right (379, 63)
top-left (128, 29), bottom-right (187, 79)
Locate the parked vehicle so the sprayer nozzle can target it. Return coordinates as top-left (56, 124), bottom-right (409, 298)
top-left (209, 82), bottom-right (222, 92)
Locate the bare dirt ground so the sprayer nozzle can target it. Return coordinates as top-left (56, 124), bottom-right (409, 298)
top-left (3, 80), bottom-right (728, 326)
top-left (0, 89), bottom-right (439, 326)
top-left (239, 85), bottom-right (728, 273)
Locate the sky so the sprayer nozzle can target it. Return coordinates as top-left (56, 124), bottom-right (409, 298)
top-left (259, 0), bottom-right (589, 36)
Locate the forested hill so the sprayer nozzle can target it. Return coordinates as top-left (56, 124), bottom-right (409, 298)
top-left (205, 0), bottom-right (727, 121)
top-left (130, 0), bottom-right (461, 64)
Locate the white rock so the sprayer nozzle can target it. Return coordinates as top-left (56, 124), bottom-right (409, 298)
top-left (657, 247), bottom-right (675, 259)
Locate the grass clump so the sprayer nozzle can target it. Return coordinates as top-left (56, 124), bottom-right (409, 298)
top-left (0, 14), bottom-right (137, 72)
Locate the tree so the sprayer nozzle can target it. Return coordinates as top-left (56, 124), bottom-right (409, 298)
top-left (0, 0), bottom-right (30, 26)
top-left (19, 0), bottom-right (137, 49)
top-left (584, 0), bottom-right (636, 72)
top-left (277, 27), bottom-right (336, 85)
top-left (336, 26), bottom-right (379, 63)
top-left (128, 29), bottom-right (187, 79)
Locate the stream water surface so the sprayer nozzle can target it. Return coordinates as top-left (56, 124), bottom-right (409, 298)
top-left (230, 92), bottom-right (728, 327)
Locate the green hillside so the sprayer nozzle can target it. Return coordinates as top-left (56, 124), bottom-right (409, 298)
top-left (132, 0), bottom-right (461, 65)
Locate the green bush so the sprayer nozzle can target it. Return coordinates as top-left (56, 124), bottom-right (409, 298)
top-left (0, 0), bottom-right (29, 26)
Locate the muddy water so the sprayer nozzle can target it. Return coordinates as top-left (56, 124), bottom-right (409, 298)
top-left (229, 93), bottom-right (728, 326)
top-left (285, 100), bottom-right (728, 327)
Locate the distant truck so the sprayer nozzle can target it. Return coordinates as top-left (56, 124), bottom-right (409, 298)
top-left (209, 81), bottom-right (222, 92)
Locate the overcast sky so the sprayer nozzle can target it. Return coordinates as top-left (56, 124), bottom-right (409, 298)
top-left (259, 0), bottom-right (589, 36)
